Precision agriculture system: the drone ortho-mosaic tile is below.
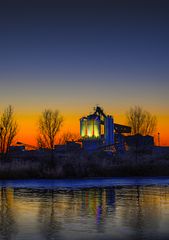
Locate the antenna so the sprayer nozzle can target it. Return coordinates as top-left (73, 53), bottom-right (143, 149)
top-left (158, 132), bottom-right (160, 146)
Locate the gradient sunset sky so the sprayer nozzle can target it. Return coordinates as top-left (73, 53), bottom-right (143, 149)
top-left (0, 0), bottom-right (169, 145)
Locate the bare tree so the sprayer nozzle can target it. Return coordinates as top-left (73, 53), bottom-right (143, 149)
top-left (37, 109), bottom-right (63, 149)
top-left (0, 105), bottom-right (18, 160)
top-left (126, 106), bottom-right (157, 136)
top-left (58, 131), bottom-right (80, 145)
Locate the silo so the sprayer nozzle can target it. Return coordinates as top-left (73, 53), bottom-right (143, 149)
top-left (93, 117), bottom-right (100, 137)
top-left (104, 115), bottom-right (114, 145)
top-left (80, 117), bottom-right (87, 138)
top-left (87, 115), bottom-right (100, 138)
top-left (87, 116), bottom-right (94, 137)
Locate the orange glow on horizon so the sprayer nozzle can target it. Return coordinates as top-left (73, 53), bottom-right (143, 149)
top-left (15, 112), bottom-right (169, 147)
top-left (15, 112), bottom-right (80, 146)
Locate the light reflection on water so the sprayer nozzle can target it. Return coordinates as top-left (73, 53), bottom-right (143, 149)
top-left (0, 180), bottom-right (169, 240)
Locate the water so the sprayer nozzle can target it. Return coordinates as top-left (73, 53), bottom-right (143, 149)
top-left (0, 178), bottom-right (169, 240)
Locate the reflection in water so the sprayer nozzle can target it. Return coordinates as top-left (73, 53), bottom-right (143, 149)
top-left (37, 188), bottom-right (116, 239)
top-left (0, 183), bottom-right (169, 240)
top-left (38, 190), bottom-right (63, 239)
top-left (0, 188), bottom-right (17, 240)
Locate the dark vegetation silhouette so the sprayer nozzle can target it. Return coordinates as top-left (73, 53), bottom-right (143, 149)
top-left (126, 106), bottom-right (157, 160)
top-left (58, 131), bottom-right (80, 144)
top-left (37, 109), bottom-right (63, 164)
top-left (37, 109), bottom-right (63, 149)
top-left (126, 106), bottom-right (157, 135)
top-left (0, 148), bottom-right (169, 179)
top-left (0, 105), bottom-right (18, 161)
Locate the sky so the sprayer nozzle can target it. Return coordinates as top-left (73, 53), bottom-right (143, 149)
top-left (0, 0), bottom-right (169, 145)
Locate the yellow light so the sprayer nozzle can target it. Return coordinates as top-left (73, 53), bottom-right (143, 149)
top-left (87, 119), bottom-right (93, 137)
top-left (94, 120), bottom-right (100, 137)
top-left (80, 118), bottom-right (87, 137)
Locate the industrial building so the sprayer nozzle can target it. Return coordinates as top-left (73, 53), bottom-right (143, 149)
top-left (125, 134), bottom-right (154, 154)
top-left (80, 106), bottom-right (131, 152)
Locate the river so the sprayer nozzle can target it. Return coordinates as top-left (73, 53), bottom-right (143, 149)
top-left (0, 177), bottom-right (169, 240)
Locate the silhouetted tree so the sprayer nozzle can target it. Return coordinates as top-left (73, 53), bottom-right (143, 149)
top-left (0, 105), bottom-right (18, 160)
top-left (58, 131), bottom-right (80, 144)
top-left (37, 109), bottom-right (63, 149)
top-left (126, 106), bottom-right (157, 136)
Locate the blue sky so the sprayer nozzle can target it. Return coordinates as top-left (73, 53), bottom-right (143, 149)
top-left (0, 0), bottom-right (169, 144)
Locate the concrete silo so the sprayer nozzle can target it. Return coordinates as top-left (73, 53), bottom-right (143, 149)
top-left (87, 115), bottom-right (100, 138)
top-left (80, 117), bottom-right (87, 137)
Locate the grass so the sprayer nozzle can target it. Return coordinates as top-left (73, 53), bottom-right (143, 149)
top-left (0, 148), bottom-right (169, 179)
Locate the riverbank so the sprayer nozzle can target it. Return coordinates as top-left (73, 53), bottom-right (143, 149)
top-left (0, 148), bottom-right (169, 179)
